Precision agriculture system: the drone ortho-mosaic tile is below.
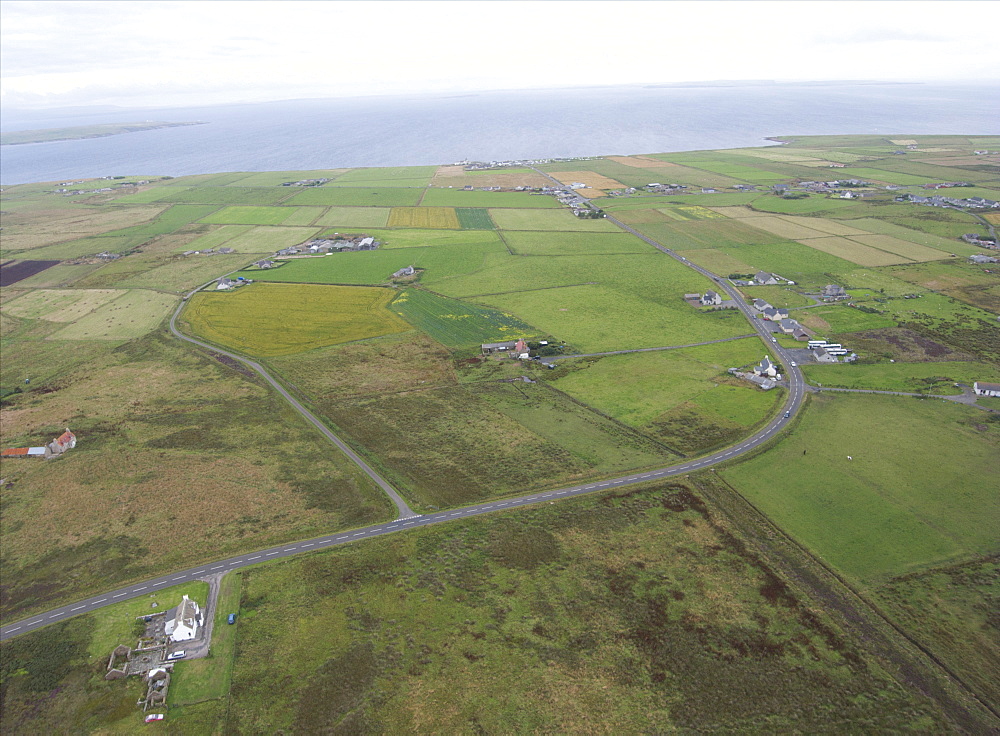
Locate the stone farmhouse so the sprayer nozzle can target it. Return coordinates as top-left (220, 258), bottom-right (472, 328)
top-left (481, 339), bottom-right (530, 359)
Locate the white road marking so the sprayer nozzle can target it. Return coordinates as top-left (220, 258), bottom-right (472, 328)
top-left (211, 565), bottom-right (223, 570)
top-left (387, 525), bottom-right (398, 529)
top-left (266, 551), bottom-right (279, 556)
top-left (172, 576), bottom-right (186, 581)
top-left (133, 587), bottom-right (147, 592)
top-left (94, 599), bottom-right (107, 604)
top-left (113, 593), bottom-right (126, 598)
top-left (353, 532), bottom-right (365, 537)
top-left (193, 570), bottom-right (206, 575)
top-left (28, 620), bottom-right (44, 625)
top-left (71, 606), bottom-right (85, 612)
top-left (248, 556), bottom-right (260, 561)
top-left (49, 614), bottom-right (61, 619)
top-left (284, 547), bottom-right (298, 551)
top-left (337, 536), bottom-right (348, 540)
top-left (8, 627), bottom-right (20, 632)
top-left (301, 543), bottom-right (314, 548)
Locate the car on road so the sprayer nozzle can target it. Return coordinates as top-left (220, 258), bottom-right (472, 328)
top-left (790, 361), bottom-right (797, 367)
top-left (771, 337), bottom-right (777, 343)
top-left (784, 411), bottom-right (791, 418)
top-left (145, 714), bottom-right (165, 723)
top-left (228, 613), bottom-right (236, 624)
top-left (166, 651), bottom-right (186, 660)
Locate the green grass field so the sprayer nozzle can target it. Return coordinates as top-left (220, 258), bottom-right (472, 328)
top-left (285, 187), bottom-right (424, 207)
top-left (502, 230), bottom-right (654, 256)
top-left (156, 186), bottom-right (294, 205)
top-left (721, 393), bottom-right (1000, 586)
top-left (421, 188), bottom-right (560, 208)
top-left (199, 206), bottom-right (315, 226)
top-left (801, 360), bottom-right (1000, 393)
top-left (555, 338), bottom-right (777, 428)
top-left (391, 288), bottom-right (540, 348)
top-left (185, 283), bottom-right (410, 356)
top-left (455, 208), bottom-right (494, 229)
top-left (242, 239), bottom-right (506, 286)
top-left (490, 208), bottom-right (620, 231)
top-left (47, 290), bottom-right (179, 339)
top-left (313, 206), bottom-right (390, 228)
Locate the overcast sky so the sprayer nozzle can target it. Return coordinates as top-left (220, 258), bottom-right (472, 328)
top-left (2, 1), bottom-right (998, 109)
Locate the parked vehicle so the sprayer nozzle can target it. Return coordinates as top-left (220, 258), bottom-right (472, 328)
top-left (145, 714), bottom-right (165, 722)
top-left (166, 651), bottom-right (186, 661)
top-left (228, 613), bottom-right (236, 625)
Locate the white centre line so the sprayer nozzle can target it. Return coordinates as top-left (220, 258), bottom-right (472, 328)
top-left (211, 566), bottom-right (223, 570)
top-left (133, 587), bottom-right (147, 592)
top-left (301, 543), bottom-right (314, 548)
top-left (353, 532), bottom-right (365, 536)
top-left (113, 593), bottom-right (126, 598)
top-left (70, 606), bottom-right (85, 612)
top-left (93, 599), bottom-right (107, 604)
top-left (284, 548), bottom-right (298, 552)
top-left (387, 525), bottom-right (398, 529)
top-left (266, 551), bottom-right (279, 556)
top-left (8, 627), bottom-right (20, 632)
top-left (172, 576), bottom-right (187, 581)
top-left (248, 556), bottom-right (261, 560)
top-left (49, 614), bottom-right (61, 619)
top-left (28, 620), bottom-right (43, 625)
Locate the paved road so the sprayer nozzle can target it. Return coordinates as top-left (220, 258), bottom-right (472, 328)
top-left (1, 198), bottom-right (807, 642)
top-left (0, 377), bottom-right (802, 641)
top-left (167, 292), bottom-right (418, 521)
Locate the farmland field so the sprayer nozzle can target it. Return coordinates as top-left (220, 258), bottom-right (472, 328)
top-left (2, 263), bottom-right (100, 288)
top-left (368, 228), bottom-right (502, 250)
top-left (333, 166), bottom-right (437, 184)
top-left (185, 283), bottom-right (410, 356)
top-left (112, 253), bottom-right (255, 292)
top-left (721, 393), bottom-right (1000, 586)
top-left (313, 206), bottom-right (391, 228)
top-left (801, 360), bottom-right (1000, 393)
top-left (199, 206), bottom-right (315, 225)
top-left (387, 207), bottom-right (460, 229)
top-left (155, 186), bottom-right (294, 205)
top-left (797, 236), bottom-right (913, 266)
top-left (3, 288), bottom-right (121, 322)
top-left (285, 187), bottom-right (424, 207)
top-left (553, 338), bottom-right (775, 427)
top-left (502, 230), bottom-right (654, 256)
top-left (49, 290), bottom-right (179, 339)
top-left (211, 225), bottom-right (319, 253)
top-left (176, 224), bottom-right (253, 251)
top-left (478, 283), bottom-right (747, 353)
top-left (847, 234), bottom-right (952, 262)
top-left (455, 207), bottom-right (494, 229)
top-left (226, 170), bottom-right (349, 186)
top-left (490, 208), bottom-right (620, 231)
top-left (420, 188), bottom-right (561, 208)
top-left (391, 288), bottom-right (540, 348)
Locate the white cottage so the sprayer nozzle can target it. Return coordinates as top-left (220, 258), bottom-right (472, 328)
top-left (165, 595), bottom-right (202, 642)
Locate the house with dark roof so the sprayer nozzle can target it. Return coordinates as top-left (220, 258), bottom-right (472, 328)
top-left (822, 284), bottom-right (848, 299)
top-left (700, 291), bottom-right (723, 306)
top-left (753, 355), bottom-right (778, 378)
top-left (973, 381), bottom-right (1000, 397)
top-left (753, 271), bottom-right (779, 286)
top-left (752, 298), bottom-right (772, 311)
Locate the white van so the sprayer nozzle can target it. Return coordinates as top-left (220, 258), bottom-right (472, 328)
top-left (166, 651), bottom-right (186, 661)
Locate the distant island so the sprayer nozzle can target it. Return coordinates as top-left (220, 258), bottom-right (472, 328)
top-left (0, 121), bottom-right (206, 146)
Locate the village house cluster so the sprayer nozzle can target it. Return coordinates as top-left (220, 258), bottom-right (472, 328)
top-left (898, 193), bottom-right (1000, 209)
top-left (962, 233), bottom-right (999, 250)
top-left (276, 235), bottom-right (378, 257)
top-left (280, 178), bottom-right (330, 186)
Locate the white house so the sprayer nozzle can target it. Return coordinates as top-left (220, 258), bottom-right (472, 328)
top-left (974, 381), bottom-right (1000, 397)
top-left (700, 291), bottom-right (723, 306)
top-left (813, 347), bottom-right (839, 363)
top-left (216, 277), bottom-right (234, 290)
top-left (165, 595), bottom-right (202, 643)
top-left (754, 355), bottom-right (778, 378)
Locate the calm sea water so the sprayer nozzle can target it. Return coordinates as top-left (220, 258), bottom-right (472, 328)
top-left (2, 83), bottom-right (997, 185)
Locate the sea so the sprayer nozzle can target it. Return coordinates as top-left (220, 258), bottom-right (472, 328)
top-left (2, 83), bottom-right (998, 185)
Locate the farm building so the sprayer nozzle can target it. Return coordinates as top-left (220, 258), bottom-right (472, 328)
top-left (392, 266), bottom-right (415, 278)
top-left (216, 277), bottom-right (234, 290)
top-left (1, 428), bottom-right (76, 459)
top-left (969, 254), bottom-right (998, 264)
top-left (254, 259), bottom-right (276, 269)
top-left (974, 382), bottom-right (1000, 397)
top-left (481, 341), bottom-right (519, 355)
top-left (752, 298), bottom-right (772, 311)
top-left (822, 284), bottom-right (848, 299)
top-left (165, 595), bottom-right (202, 643)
